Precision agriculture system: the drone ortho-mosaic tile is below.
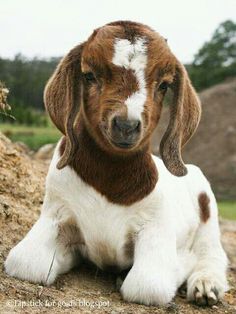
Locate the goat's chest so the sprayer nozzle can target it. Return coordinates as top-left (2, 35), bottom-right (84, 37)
top-left (50, 155), bottom-right (199, 271)
top-left (64, 177), bottom-right (155, 271)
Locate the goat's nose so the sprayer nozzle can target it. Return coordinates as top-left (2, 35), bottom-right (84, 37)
top-left (113, 117), bottom-right (140, 134)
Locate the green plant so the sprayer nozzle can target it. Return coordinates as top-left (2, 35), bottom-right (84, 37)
top-left (189, 20), bottom-right (236, 90)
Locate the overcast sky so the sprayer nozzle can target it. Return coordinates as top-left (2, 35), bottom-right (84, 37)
top-left (1, 0), bottom-right (236, 63)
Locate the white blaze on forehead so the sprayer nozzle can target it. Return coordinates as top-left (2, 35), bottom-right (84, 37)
top-left (112, 37), bottom-right (147, 120)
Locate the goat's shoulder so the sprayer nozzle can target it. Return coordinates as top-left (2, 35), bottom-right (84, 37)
top-left (152, 155), bottom-right (211, 199)
top-left (152, 154), bottom-right (208, 185)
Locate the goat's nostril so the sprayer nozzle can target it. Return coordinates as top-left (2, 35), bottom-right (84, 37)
top-left (113, 117), bottom-right (140, 133)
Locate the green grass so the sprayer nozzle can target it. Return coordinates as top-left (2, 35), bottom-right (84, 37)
top-left (218, 201), bottom-right (236, 220)
top-left (0, 123), bottom-right (61, 150)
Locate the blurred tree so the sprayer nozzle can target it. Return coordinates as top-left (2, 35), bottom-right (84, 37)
top-left (189, 20), bottom-right (236, 90)
top-left (0, 54), bottom-right (59, 124)
top-left (0, 54), bottom-right (59, 110)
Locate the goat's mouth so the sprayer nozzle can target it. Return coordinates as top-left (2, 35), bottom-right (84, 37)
top-left (111, 139), bottom-right (136, 149)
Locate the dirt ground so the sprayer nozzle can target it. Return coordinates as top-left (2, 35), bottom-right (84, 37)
top-left (0, 132), bottom-right (236, 314)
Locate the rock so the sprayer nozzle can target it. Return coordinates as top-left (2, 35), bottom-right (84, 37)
top-left (34, 143), bottom-right (55, 160)
top-left (14, 141), bottom-right (31, 154)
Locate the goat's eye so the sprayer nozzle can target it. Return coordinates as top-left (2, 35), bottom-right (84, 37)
top-left (84, 72), bottom-right (96, 83)
top-left (158, 81), bottom-right (169, 91)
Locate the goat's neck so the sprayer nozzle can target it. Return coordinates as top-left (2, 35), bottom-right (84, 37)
top-left (60, 121), bottom-right (158, 206)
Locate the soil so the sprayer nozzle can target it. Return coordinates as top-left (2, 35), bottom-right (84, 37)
top-left (0, 132), bottom-right (236, 314)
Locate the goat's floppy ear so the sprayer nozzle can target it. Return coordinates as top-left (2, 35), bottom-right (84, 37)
top-left (44, 44), bottom-right (84, 169)
top-left (160, 61), bottom-right (201, 176)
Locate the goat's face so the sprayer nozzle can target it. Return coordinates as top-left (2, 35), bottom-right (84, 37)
top-left (45, 21), bottom-right (201, 176)
top-left (81, 23), bottom-right (175, 153)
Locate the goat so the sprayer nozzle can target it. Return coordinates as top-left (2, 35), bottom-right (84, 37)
top-left (5, 21), bottom-right (228, 306)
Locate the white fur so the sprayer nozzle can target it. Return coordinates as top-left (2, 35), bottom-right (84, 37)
top-left (112, 38), bottom-right (147, 120)
top-left (5, 140), bottom-right (228, 305)
top-left (5, 196), bottom-right (78, 285)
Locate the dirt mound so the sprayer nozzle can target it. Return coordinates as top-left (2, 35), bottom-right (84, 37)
top-left (152, 78), bottom-right (236, 200)
top-left (0, 133), bottom-right (236, 313)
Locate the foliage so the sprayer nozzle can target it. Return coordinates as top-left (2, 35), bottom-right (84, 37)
top-left (0, 55), bottom-right (59, 124)
top-left (189, 20), bottom-right (236, 90)
top-left (8, 103), bottom-right (48, 126)
top-left (0, 81), bottom-right (10, 111)
top-left (0, 81), bottom-right (15, 121)
top-left (0, 54), bottom-right (59, 110)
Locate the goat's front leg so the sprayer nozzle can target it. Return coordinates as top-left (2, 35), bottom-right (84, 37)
top-left (187, 192), bottom-right (228, 306)
top-left (5, 193), bottom-right (79, 285)
top-left (121, 217), bottom-right (180, 306)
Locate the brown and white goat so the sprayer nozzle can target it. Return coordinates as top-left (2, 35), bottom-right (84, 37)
top-left (5, 21), bottom-right (228, 306)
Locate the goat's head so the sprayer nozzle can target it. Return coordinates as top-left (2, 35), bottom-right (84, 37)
top-left (44, 21), bottom-right (201, 176)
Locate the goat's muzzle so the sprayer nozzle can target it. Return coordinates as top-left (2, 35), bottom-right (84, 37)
top-left (110, 116), bottom-right (141, 149)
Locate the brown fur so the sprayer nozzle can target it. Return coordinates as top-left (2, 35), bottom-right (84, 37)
top-left (160, 64), bottom-right (202, 176)
top-left (44, 21), bottom-right (202, 204)
top-left (59, 122), bottom-right (158, 205)
top-left (123, 230), bottom-right (135, 260)
top-left (94, 242), bottom-right (118, 272)
top-left (44, 44), bottom-right (84, 169)
top-left (57, 217), bottom-right (85, 248)
top-left (198, 192), bottom-right (210, 223)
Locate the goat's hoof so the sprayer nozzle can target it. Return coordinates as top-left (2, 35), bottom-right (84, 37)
top-left (193, 285), bottom-right (218, 306)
